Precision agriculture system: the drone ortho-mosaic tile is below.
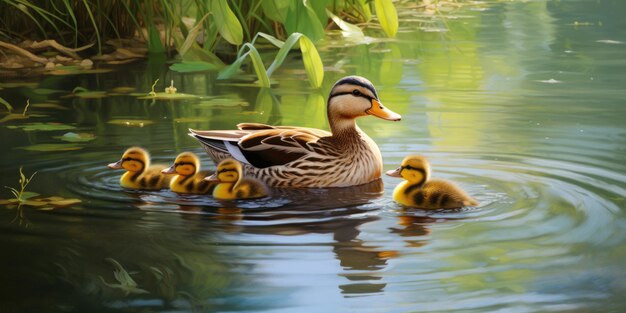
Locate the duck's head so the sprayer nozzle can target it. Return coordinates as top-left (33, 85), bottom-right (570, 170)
top-left (207, 158), bottom-right (242, 184)
top-left (327, 76), bottom-right (401, 124)
top-left (162, 152), bottom-right (200, 176)
top-left (386, 155), bottom-right (431, 185)
top-left (108, 147), bottom-right (150, 172)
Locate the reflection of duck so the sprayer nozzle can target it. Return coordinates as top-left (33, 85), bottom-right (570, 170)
top-left (189, 76), bottom-right (401, 187)
top-left (161, 152), bottom-right (215, 194)
top-left (208, 158), bottom-right (269, 200)
top-left (107, 147), bottom-right (170, 190)
top-left (386, 155), bottom-right (478, 209)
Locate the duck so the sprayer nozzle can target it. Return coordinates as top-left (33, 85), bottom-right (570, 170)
top-left (189, 76), bottom-right (401, 188)
top-left (107, 147), bottom-right (171, 190)
top-left (161, 152), bottom-right (215, 194)
top-left (207, 158), bottom-right (269, 200)
top-left (386, 155), bottom-right (479, 209)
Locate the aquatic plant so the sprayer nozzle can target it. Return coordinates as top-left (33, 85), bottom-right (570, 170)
top-left (0, 1), bottom-right (400, 85)
top-left (100, 258), bottom-right (149, 296)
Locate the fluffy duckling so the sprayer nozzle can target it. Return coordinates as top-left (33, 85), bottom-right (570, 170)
top-left (161, 152), bottom-right (215, 194)
top-left (386, 155), bottom-right (478, 209)
top-left (207, 158), bottom-right (269, 200)
top-left (107, 147), bottom-right (171, 190)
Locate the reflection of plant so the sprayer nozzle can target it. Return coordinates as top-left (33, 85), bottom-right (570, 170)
top-left (100, 258), bottom-right (149, 296)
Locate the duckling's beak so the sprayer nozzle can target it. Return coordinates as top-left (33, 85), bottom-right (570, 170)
top-left (161, 165), bottom-right (176, 174)
top-left (204, 173), bottom-right (219, 182)
top-left (385, 167), bottom-right (402, 178)
top-left (366, 99), bottom-right (401, 121)
top-left (107, 160), bottom-right (123, 169)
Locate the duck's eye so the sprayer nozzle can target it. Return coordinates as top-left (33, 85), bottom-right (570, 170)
top-left (352, 89), bottom-right (361, 96)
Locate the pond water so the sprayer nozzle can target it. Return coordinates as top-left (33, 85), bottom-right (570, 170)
top-left (1, 0), bottom-right (626, 312)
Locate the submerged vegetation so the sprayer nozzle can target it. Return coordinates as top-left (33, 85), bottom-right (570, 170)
top-left (0, 0), bottom-right (400, 86)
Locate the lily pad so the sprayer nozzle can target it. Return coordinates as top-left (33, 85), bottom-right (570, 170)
top-left (31, 103), bottom-right (68, 110)
top-left (54, 132), bottom-right (96, 142)
top-left (136, 92), bottom-right (199, 100)
top-left (169, 61), bottom-right (218, 73)
top-left (107, 119), bottom-right (154, 127)
top-left (110, 87), bottom-right (136, 94)
top-left (6, 122), bottom-right (75, 131)
top-left (17, 143), bottom-right (83, 151)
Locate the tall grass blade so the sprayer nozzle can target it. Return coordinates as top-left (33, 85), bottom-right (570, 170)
top-left (257, 32), bottom-right (285, 48)
top-left (374, 0), bottom-right (398, 38)
top-left (242, 43), bottom-right (271, 87)
top-left (80, 0), bottom-right (102, 53)
top-left (179, 13), bottom-right (210, 56)
top-left (326, 9), bottom-right (364, 38)
top-left (211, 0), bottom-right (244, 45)
top-left (266, 33), bottom-right (301, 77)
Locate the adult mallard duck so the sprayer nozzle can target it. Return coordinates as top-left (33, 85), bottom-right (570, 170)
top-left (207, 158), bottom-right (269, 200)
top-left (386, 155), bottom-right (479, 209)
top-left (189, 76), bottom-right (401, 187)
top-left (107, 147), bottom-right (171, 190)
top-left (161, 152), bottom-right (215, 194)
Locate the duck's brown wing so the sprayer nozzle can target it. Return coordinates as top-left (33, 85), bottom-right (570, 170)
top-left (190, 124), bottom-right (330, 168)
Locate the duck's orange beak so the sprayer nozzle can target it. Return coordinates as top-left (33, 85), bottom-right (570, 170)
top-left (386, 167), bottom-right (402, 178)
top-left (107, 160), bottom-right (123, 169)
top-left (366, 99), bottom-right (401, 121)
top-left (161, 165), bottom-right (176, 174)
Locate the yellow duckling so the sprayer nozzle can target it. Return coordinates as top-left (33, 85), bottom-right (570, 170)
top-left (207, 158), bottom-right (269, 200)
top-left (161, 152), bottom-right (215, 194)
top-left (386, 155), bottom-right (479, 209)
top-left (107, 147), bottom-right (171, 190)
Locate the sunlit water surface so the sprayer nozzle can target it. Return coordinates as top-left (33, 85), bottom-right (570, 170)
top-left (1, 1), bottom-right (625, 312)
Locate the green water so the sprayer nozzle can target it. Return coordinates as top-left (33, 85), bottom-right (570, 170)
top-left (1, 1), bottom-right (626, 312)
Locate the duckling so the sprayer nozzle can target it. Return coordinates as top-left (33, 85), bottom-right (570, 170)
top-left (161, 152), bottom-right (215, 194)
top-left (107, 147), bottom-right (171, 190)
top-left (386, 155), bottom-right (478, 209)
top-left (207, 158), bottom-right (269, 200)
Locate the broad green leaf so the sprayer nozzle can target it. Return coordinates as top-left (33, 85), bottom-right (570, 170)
top-left (211, 0), bottom-right (244, 45)
top-left (299, 36), bottom-right (324, 88)
top-left (242, 44), bottom-right (271, 88)
top-left (261, 0), bottom-right (290, 23)
top-left (326, 9), bottom-right (365, 39)
top-left (285, 0), bottom-right (325, 42)
top-left (169, 61), bottom-right (218, 73)
top-left (0, 96), bottom-right (13, 112)
top-left (374, 0), bottom-right (398, 38)
top-left (257, 32), bottom-right (285, 48)
top-left (266, 33), bottom-right (302, 77)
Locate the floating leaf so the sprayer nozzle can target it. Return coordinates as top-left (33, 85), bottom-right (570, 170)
top-left (110, 87), bottom-right (136, 94)
top-left (169, 61), bottom-right (217, 73)
top-left (136, 92), bottom-right (199, 100)
top-left (54, 132), bottom-right (96, 142)
top-left (374, 0), bottom-right (399, 38)
top-left (18, 143), bottom-right (83, 151)
top-left (7, 122), bottom-right (75, 131)
top-left (30, 103), bottom-right (68, 110)
top-left (107, 119), bottom-right (154, 127)
top-left (211, 0), bottom-right (243, 45)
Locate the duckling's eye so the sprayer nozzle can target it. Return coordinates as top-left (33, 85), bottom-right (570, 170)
top-left (352, 89), bottom-right (361, 96)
